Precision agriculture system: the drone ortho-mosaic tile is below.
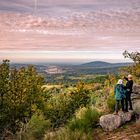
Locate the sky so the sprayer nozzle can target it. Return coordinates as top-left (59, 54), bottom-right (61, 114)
top-left (0, 0), bottom-right (140, 63)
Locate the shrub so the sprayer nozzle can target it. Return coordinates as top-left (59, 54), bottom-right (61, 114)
top-left (68, 107), bottom-right (100, 132)
top-left (107, 93), bottom-right (115, 112)
top-left (44, 92), bottom-right (75, 128)
top-left (44, 82), bottom-right (90, 129)
top-left (16, 113), bottom-right (50, 140)
top-left (89, 88), bottom-right (110, 112)
top-left (27, 114), bottom-right (49, 139)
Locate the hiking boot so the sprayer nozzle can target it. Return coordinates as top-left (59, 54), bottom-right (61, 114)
top-left (123, 110), bottom-right (129, 113)
top-left (124, 110), bottom-right (129, 112)
top-left (113, 112), bottom-right (118, 115)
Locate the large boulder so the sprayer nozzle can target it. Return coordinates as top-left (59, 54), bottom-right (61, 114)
top-left (100, 111), bottom-right (133, 131)
top-left (100, 114), bottom-right (121, 131)
top-left (118, 111), bottom-right (134, 124)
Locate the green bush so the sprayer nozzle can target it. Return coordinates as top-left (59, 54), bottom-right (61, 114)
top-left (107, 93), bottom-right (115, 112)
top-left (44, 82), bottom-right (90, 129)
top-left (89, 88), bottom-right (110, 112)
top-left (27, 114), bottom-right (49, 139)
top-left (68, 107), bottom-right (100, 132)
top-left (16, 113), bottom-right (50, 140)
top-left (44, 93), bottom-right (74, 128)
top-left (0, 60), bottom-right (46, 138)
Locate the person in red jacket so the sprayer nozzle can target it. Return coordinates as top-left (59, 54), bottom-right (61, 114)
top-left (124, 74), bottom-right (133, 111)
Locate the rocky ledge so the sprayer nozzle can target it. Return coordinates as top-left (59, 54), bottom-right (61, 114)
top-left (132, 85), bottom-right (140, 116)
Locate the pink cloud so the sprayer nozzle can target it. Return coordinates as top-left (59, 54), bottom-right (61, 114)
top-left (0, 0), bottom-right (140, 53)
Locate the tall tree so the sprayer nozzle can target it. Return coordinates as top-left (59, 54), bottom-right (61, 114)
top-left (0, 60), bottom-right (45, 137)
top-left (123, 50), bottom-right (140, 64)
top-left (0, 60), bottom-right (10, 107)
top-left (123, 50), bottom-right (140, 77)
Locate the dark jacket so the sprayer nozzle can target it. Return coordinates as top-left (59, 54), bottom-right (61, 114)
top-left (124, 77), bottom-right (133, 92)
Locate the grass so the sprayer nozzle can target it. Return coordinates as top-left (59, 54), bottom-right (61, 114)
top-left (45, 128), bottom-right (93, 140)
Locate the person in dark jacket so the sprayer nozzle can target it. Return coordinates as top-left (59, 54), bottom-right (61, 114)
top-left (114, 79), bottom-right (127, 115)
top-left (124, 74), bottom-right (133, 111)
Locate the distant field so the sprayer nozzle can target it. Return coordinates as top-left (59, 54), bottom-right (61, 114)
top-left (42, 85), bottom-right (62, 89)
top-left (44, 74), bottom-right (107, 85)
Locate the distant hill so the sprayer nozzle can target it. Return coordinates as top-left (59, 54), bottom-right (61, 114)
top-left (81, 61), bottom-right (132, 68)
top-left (10, 61), bottom-right (133, 79)
top-left (81, 61), bottom-right (111, 67)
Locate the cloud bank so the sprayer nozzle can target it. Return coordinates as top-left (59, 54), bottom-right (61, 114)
top-left (0, 0), bottom-right (140, 62)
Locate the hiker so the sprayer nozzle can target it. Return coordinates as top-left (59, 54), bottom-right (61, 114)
top-left (124, 74), bottom-right (133, 111)
top-left (114, 79), bottom-right (127, 115)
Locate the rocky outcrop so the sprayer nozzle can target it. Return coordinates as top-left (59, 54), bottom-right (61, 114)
top-left (132, 85), bottom-right (140, 116)
top-left (133, 85), bottom-right (140, 94)
top-left (100, 111), bottom-right (134, 131)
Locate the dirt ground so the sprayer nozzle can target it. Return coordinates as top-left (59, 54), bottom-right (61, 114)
top-left (93, 120), bottom-right (140, 140)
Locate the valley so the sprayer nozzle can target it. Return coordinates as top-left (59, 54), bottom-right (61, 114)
top-left (11, 61), bottom-right (132, 84)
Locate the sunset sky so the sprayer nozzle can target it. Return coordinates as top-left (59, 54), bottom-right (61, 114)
top-left (0, 0), bottom-right (140, 63)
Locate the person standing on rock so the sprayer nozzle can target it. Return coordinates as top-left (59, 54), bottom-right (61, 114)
top-left (124, 74), bottom-right (133, 111)
top-left (114, 79), bottom-right (127, 115)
